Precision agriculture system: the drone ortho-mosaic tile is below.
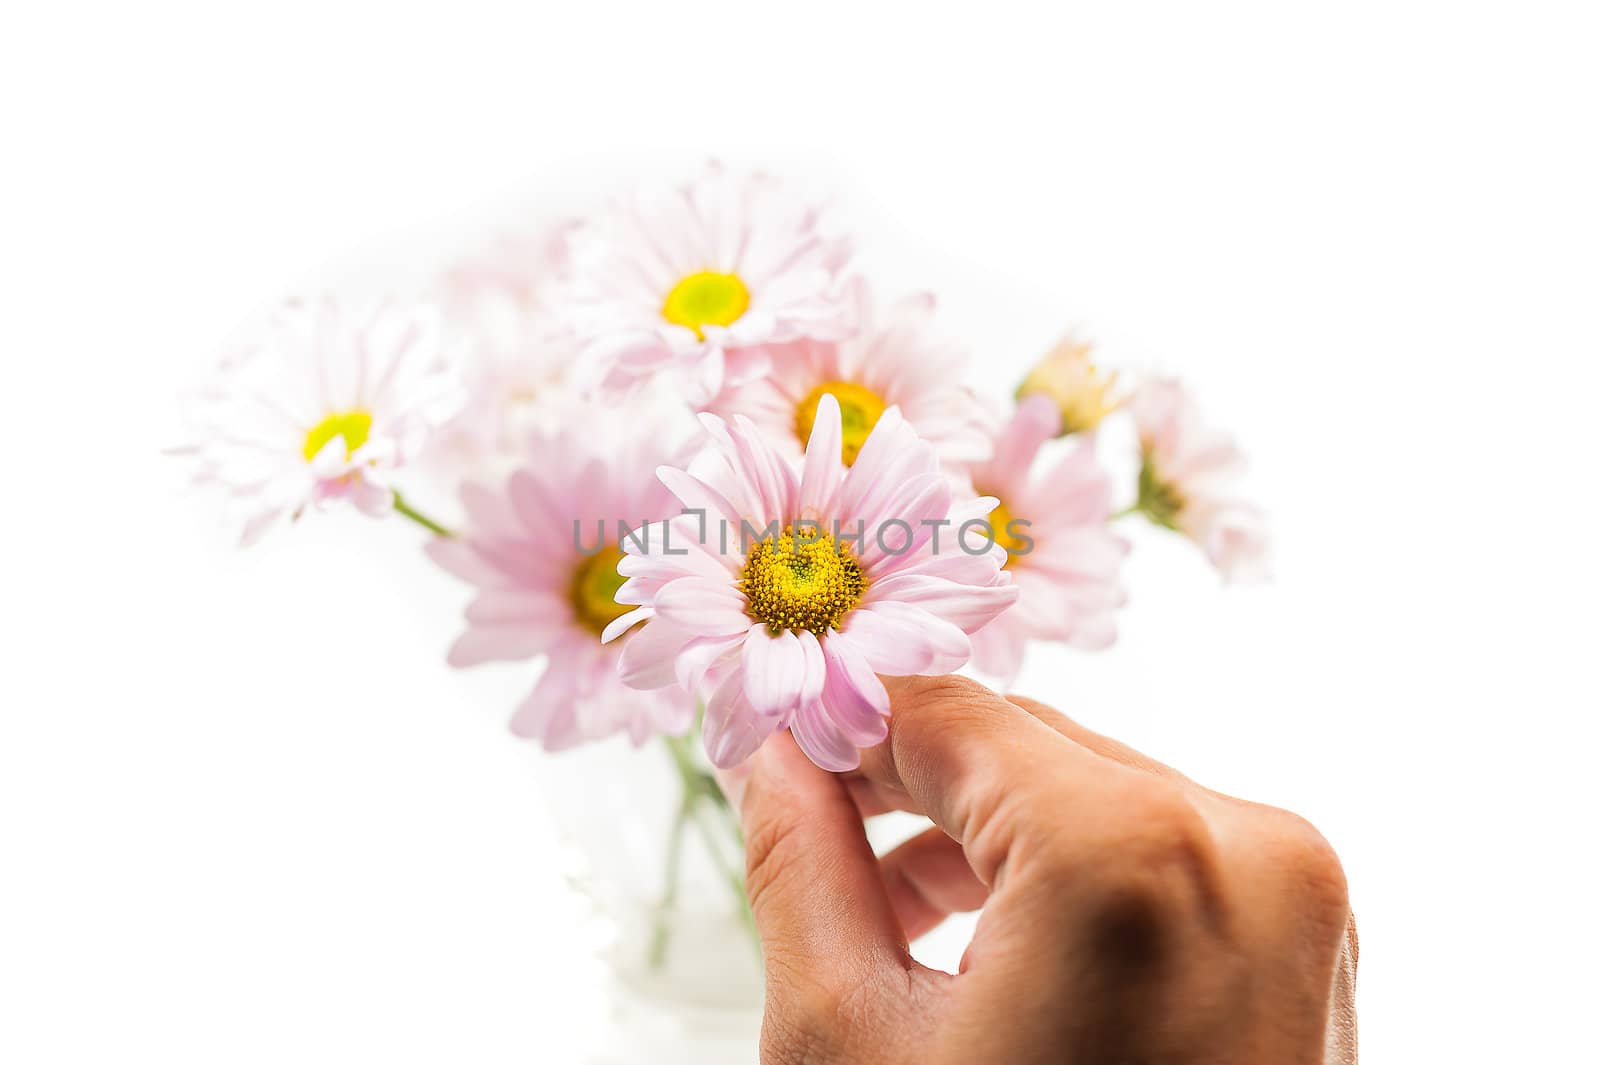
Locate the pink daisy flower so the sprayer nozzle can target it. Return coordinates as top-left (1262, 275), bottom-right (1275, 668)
top-left (562, 163), bottom-right (854, 408)
top-left (426, 406), bottom-right (696, 749)
top-left (1130, 378), bottom-right (1270, 583)
top-left (709, 282), bottom-right (994, 470)
top-left (607, 395), bottom-right (1018, 772)
top-left (171, 297), bottom-right (463, 545)
top-left (964, 395), bottom-right (1129, 683)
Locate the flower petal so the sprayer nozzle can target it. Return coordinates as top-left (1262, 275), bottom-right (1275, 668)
top-left (834, 601), bottom-right (970, 676)
top-left (819, 634), bottom-right (890, 747)
top-left (653, 577), bottom-right (751, 635)
top-left (702, 669), bottom-right (780, 769)
top-left (741, 626), bottom-right (808, 717)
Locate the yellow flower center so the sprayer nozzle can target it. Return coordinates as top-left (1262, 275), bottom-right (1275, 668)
top-left (988, 500), bottom-right (1029, 565)
top-left (302, 410), bottom-right (373, 462)
top-left (662, 271), bottom-right (750, 339)
top-left (570, 545), bottom-right (632, 637)
top-left (794, 381), bottom-right (887, 466)
top-left (740, 524), bottom-right (868, 635)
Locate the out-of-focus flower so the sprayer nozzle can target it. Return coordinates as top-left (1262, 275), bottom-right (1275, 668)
top-left (426, 406), bottom-right (696, 749)
top-left (1015, 335), bottom-right (1123, 435)
top-left (964, 395), bottom-right (1129, 682)
top-left (608, 395), bottom-right (1017, 772)
top-left (171, 297), bottom-right (463, 545)
top-left (431, 227), bottom-right (580, 476)
top-left (1130, 378), bottom-right (1270, 582)
top-left (710, 283), bottom-right (993, 469)
top-left (561, 163), bottom-right (854, 408)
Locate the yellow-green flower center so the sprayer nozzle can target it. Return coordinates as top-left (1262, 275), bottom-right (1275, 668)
top-left (662, 271), bottom-right (750, 339)
top-left (302, 410), bottom-right (373, 462)
top-left (570, 545), bottom-right (632, 636)
top-left (740, 524), bottom-right (868, 635)
top-left (1135, 455), bottom-right (1186, 531)
top-left (988, 500), bottom-right (1028, 566)
top-left (794, 380), bottom-right (887, 466)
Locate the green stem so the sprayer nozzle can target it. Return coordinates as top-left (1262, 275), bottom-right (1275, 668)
top-left (688, 798), bottom-right (758, 949)
top-left (648, 794), bottom-right (692, 969)
top-left (1110, 502), bottom-right (1142, 522)
top-left (657, 732), bottom-right (762, 961)
top-left (392, 492), bottom-right (454, 537)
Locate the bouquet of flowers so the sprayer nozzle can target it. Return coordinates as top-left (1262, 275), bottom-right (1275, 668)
top-left (170, 162), bottom-right (1266, 989)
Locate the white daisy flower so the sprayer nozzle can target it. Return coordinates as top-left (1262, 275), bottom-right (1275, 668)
top-left (172, 297), bottom-right (464, 544)
top-left (562, 163), bottom-right (855, 408)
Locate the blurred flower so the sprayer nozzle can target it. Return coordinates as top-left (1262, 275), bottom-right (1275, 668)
top-left (609, 395), bottom-right (1016, 772)
top-left (964, 395), bottom-right (1129, 682)
top-left (434, 227), bottom-right (578, 473)
top-left (171, 297), bottom-right (463, 545)
top-left (1130, 378), bottom-right (1270, 582)
top-left (426, 406), bottom-right (696, 749)
top-left (1015, 335), bottom-right (1122, 434)
top-left (710, 283), bottom-right (993, 469)
top-left (561, 163), bottom-right (854, 408)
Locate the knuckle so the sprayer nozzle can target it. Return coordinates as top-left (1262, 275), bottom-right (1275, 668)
top-left (1062, 782), bottom-right (1219, 937)
top-left (1263, 809), bottom-right (1350, 919)
top-left (891, 673), bottom-right (1001, 717)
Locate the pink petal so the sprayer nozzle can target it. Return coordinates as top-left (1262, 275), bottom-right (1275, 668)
top-left (447, 625), bottom-right (552, 667)
top-left (702, 670), bottom-right (780, 769)
top-left (675, 633), bottom-right (745, 696)
top-left (834, 601), bottom-right (970, 676)
top-left (618, 620), bottom-right (695, 689)
top-left (819, 634), bottom-right (890, 746)
top-left (740, 626), bottom-right (808, 717)
top-left (988, 394), bottom-right (1061, 480)
top-left (798, 392), bottom-right (844, 517)
top-left (866, 574), bottom-right (1018, 634)
top-left (788, 698), bottom-right (861, 772)
top-left (653, 577), bottom-right (751, 635)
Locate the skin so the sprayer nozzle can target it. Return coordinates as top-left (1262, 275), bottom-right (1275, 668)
top-left (722, 674), bottom-right (1358, 1065)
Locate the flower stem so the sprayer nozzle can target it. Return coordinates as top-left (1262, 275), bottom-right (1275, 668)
top-left (648, 793), bottom-right (692, 969)
top-left (655, 731), bottom-right (762, 964)
top-left (1111, 502), bottom-right (1142, 522)
top-left (392, 492), bottom-right (454, 537)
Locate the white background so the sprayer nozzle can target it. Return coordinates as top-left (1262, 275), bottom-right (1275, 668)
top-left (4, 3), bottom-right (1598, 1061)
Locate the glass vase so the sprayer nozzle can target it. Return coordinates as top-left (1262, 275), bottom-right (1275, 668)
top-left (532, 734), bottom-right (764, 1064)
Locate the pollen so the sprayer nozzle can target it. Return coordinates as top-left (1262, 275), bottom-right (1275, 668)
top-left (302, 410), bottom-right (373, 462)
top-left (740, 524), bottom-right (868, 635)
top-left (662, 271), bottom-right (751, 339)
top-left (794, 380), bottom-right (887, 465)
top-left (570, 544), bottom-right (632, 636)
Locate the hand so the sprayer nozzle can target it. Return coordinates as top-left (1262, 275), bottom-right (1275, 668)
top-left (723, 675), bottom-right (1357, 1064)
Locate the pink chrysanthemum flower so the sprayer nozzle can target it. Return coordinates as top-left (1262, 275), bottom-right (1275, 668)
top-left (964, 395), bottom-right (1129, 682)
top-left (171, 297), bottom-right (463, 545)
top-left (426, 407), bottom-right (696, 748)
top-left (709, 282), bottom-right (994, 470)
top-left (1130, 378), bottom-right (1270, 583)
top-left (607, 395), bottom-right (1018, 771)
top-left (562, 163), bottom-right (854, 408)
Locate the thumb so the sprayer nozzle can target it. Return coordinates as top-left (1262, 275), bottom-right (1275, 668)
top-left (728, 733), bottom-right (911, 988)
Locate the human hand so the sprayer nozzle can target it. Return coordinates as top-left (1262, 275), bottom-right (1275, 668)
top-left (723, 675), bottom-right (1357, 1064)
